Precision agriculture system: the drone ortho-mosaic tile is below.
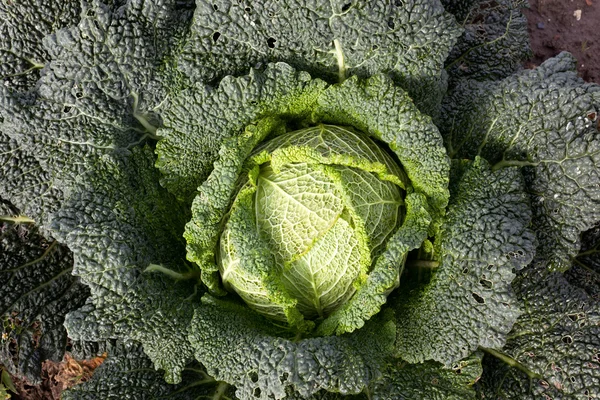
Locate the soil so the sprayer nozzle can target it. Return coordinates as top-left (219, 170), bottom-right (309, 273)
top-left (5, 354), bottom-right (106, 400)
top-left (524, 0), bottom-right (600, 83)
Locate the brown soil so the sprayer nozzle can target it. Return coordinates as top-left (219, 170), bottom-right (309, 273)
top-left (524, 0), bottom-right (600, 83)
top-left (6, 354), bottom-right (106, 400)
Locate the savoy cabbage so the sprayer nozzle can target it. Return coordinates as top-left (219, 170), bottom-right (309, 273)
top-left (0, 0), bottom-right (599, 399)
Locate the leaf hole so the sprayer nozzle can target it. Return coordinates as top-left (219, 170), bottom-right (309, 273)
top-left (487, 264), bottom-right (494, 270)
top-left (63, 106), bottom-right (71, 113)
top-left (249, 372), bottom-right (258, 383)
top-left (213, 32), bottom-right (221, 42)
top-left (254, 388), bottom-right (261, 398)
top-left (76, 91), bottom-right (83, 98)
top-left (245, 6), bottom-right (251, 12)
top-left (479, 279), bottom-right (493, 289)
top-left (562, 335), bottom-right (573, 344)
top-left (341, 3), bottom-right (352, 12)
top-left (280, 372), bottom-right (289, 383)
top-left (462, 267), bottom-right (469, 274)
top-left (213, 3), bottom-right (218, 11)
top-left (267, 37), bottom-right (276, 48)
top-left (472, 292), bottom-right (485, 304)
top-left (387, 18), bottom-right (395, 29)
top-left (568, 314), bottom-right (578, 322)
top-left (372, 44), bottom-right (379, 50)
top-left (570, 376), bottom-right (576, 383)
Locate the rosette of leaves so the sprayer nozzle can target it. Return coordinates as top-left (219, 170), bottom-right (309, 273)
top-left (170, 63), bottom-right (450, 338)
top-left (1, 0), bottom-right (600, 400)
top-left (153, 61), bottom-right (538, 399)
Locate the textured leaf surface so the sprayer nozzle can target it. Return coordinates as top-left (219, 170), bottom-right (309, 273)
top-left (442, 52), bottom-right (600, 271)
top-left (313, 74), bottom-right (450, 233)
top-left (0, 130), bottom-right (63, 224)
top-left (0, 0), bottom-right (80, 91)
top-left (476, 264), bottom-right (600, 399)
top-left (445, 0), bottom-right (531, 83)
top-left (394, 158), bottom-right (535, 365)
top-left (316, 192), bottom-right (431, 336)
top-left (157, 63), bottom-right (327, 201)
top-left (39, 0), bottom-right (194, 130)
top-left (256, 164), bottom-right (345, 262)
top-left (188, 297), bottom-right (395, 400)
top-left (63, 341), bottom-right (235, 400)
top-left (566, 223), bottom-right (600, 300)
top-left (53, 147), bottom-right (197, 384)
top-left (370, 354), bottom-right (482, 400)
top-left (0, 201), bottom-right (89, 383)
top-left (178, 0), bottom-right (461, 114)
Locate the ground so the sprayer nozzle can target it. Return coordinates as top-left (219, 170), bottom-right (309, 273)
top-left (525, 0), bottom-right (600, 83)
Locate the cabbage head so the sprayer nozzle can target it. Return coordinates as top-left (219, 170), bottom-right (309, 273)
top-left (219, 125), bottom-right (407, 323)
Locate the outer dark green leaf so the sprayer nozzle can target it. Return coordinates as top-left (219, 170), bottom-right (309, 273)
top-left (0, 200), bottom-right (89, 384)
top-left (63, 341), bottom-right (235, 400)
top-left (394, 158), bottom-right (535, 366)
top-left (445, 0), bottom-right (531, 82)
top-left (476, 263), bottom-right (600, 399)
top-left (440, 0), bottom-right (479, 21)
top-left (156, 62), bottom-right (327, 202)
top-left (566, 223), bottom-right (600, 300)
top-left (0, 130), bottom-right (63, 225)
top-left (0, 0), bottom-right (81, 91)
top-left (177, 0), bottom-right (461, 115)
top-left (370, 354), bottom-right (482, 400)
top-left (39, 0), bottom-right (194, 130)
top-left (53, 146), bottom-right (197, 384)
top-left (188, 297), bottom-right (395, 400)
top-left (442, 52), bottom-right (600, 271)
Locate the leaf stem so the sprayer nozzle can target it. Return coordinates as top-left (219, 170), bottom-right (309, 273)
top-left (480, 347), bottom-right (542, 380)
top-left (0, 215), bottom-right (35, 224)
top-left (405, 260), bottom-right (440, 269)
top-left (212, 382), bottom-right (230, 400)
top-left (333, 39), bottom-right (347, 82)
top-left (145, 264), bottom-right (200, 281)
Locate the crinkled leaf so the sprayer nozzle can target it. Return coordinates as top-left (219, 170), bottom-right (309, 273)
top-left (63, 341), bottom-right (235, 400)
top-left (0, 130), bottom-right (63, 224)
top-left (440, 0), bottom-right (479, 21)
top-left (312, 73), bottom-right (450, 234)
top-left (0, 200), bottom-right (89, 384)
top-left (445, 0), bottom-right (531, 82)
top-left (566, 223), bottom-right (600, 300)
top-left (442, 53), bottom-right (600, 271)
top-left (157, 62), bottom-right (327, 201)
top-left (476, 264), bottom-right (600, 399)
top-left (39, 0), bottom-right (194, 130)
top-left (188, 297), bottom-right (395, 400)
top-left (370, 354), bottom-right (482, 400)
top-left (52, 147), bottom-right (196, 384)
top-left (0, 0), bottom-right (80, 91)
top-left (317, 193), bottom-right (431, 336)
top-left (178, 0), bottom-right (461, 115)
top-left (394, 157), bottom-right (535, 366)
